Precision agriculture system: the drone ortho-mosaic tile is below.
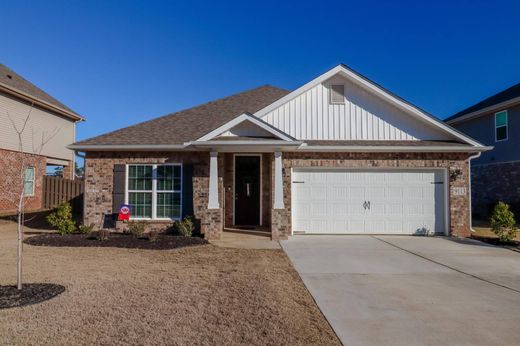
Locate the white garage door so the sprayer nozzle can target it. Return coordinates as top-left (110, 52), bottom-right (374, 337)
top-left (291, 169), bottom-right (446, 235)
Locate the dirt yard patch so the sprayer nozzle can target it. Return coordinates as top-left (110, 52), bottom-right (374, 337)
top-left (472, 220), bottom-right (520, 250)
top-left (0, 221), bottom-right (339, 345)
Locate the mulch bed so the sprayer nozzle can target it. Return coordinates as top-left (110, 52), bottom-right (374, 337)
top-left (0, 283), bottom-right (65, 309)
top-left (471, 235), bottom-right (520, 252)
top-left (24, 233), bottom-right (208, 250)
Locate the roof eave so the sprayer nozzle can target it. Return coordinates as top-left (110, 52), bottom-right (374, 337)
top-left (0, 82), bottom-right (84, 121)
top-left (446, 96), bottom-right (520, 125)
top-left (297, 145), bottom-right (493, 153)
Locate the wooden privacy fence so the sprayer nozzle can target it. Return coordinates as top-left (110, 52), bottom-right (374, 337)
top-left (42, 176), bottom-right (84, 213)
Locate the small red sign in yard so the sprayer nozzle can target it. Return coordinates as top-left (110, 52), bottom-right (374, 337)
top-left (118, 204), bottom-right (131, 221)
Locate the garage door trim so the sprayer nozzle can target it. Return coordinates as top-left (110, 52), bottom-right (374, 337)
top-left (290, 167), bottom-right (450, 236)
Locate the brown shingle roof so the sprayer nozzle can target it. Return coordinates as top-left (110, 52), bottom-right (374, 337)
top-left (0, 63), bottom-right (80, 117)
top-left (74, 85), bottom-right (289, 146)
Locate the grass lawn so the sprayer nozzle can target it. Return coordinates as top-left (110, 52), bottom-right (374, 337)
top-left (0, 220), bottom-right (339, 345)
top-left (472, 219), bottom-right (520, 242)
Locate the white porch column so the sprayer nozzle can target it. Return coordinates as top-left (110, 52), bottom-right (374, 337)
top-left (208, 151), bottom-right (220, 209)
top-left (273, 151), bottom-right (285, 209)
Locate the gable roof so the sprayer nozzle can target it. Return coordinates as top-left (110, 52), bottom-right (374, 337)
top-left (196, 112), bottom-right (297, 142)
top-left (254, 64), bottom-right (485, 147)
top-left (445, 82), bottom-right (520, 124)
top-left (72, 85), bottom-right (289, 146)
top-left (0, 63), bottom-right (83, 120)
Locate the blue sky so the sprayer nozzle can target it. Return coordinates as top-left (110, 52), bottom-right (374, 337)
top-left (1, 0), bottom-right (519, 142)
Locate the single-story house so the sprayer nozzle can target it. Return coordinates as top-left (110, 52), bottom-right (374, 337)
top-left (446, 82), bottom-right (520, 218)
top-left (69, 65), bottom-right (491, 240)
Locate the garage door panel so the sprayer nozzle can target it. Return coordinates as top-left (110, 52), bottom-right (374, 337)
top-left (292, 169), bottom-right (446, 235)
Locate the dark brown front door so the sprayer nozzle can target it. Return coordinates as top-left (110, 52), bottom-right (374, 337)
top-left (235, 155), bottom-right (261, 226)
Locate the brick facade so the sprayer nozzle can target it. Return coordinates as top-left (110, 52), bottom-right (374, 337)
top-left (84, 151), bottom-right (224, 240)
top-left (270, 152), bottom-right (472, 239)
top-left (0, 148), bottom-right (46, 212)
top-left (83, 150), bottom-right (472, 241)
top-left (471, 161), bottom-right (520, 218)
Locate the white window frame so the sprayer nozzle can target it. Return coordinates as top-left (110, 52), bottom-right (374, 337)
top-left (24, 167), bottom-right (35, 197)
top-left (329, 84), bottom-right (345, 104)
top-left (495, 110), bottom-right (508, 142)
top-left (125, 163), bottom-right (183, 220)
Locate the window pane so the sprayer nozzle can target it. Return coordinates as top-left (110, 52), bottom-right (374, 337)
top-left (24, 168), bottom-right (34, 195)
top-left (174, 166), bottom-right (181, 190)
top-left (128, 165), bottom-right (152, 190)
top-left (157, 166), bottom-right (173, 191)
top-left (495, 111), bottom-right (507, 127)
top-left (496, 126), bottom-right (507, 141)
top-left (24, 182), bottom-right (34, 195)
top-left (156, 192), bottom-right (181, 218)
top-left (129, 192), bottom-right (152, 218)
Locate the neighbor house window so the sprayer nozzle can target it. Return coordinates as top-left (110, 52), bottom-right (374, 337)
top-left (127, 164), bottom-right (182, 219)
top-left (495, 110), bottom-right (508, 142)
top-left (330, 84), bottom-right (345, 104)
top-left (24, 167), bottom-right (35, 196)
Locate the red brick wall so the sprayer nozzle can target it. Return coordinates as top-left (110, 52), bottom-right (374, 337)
top-left (0, 148), bottom-right (46, 212)
top-left (84, 151), bottom-right (224, 240)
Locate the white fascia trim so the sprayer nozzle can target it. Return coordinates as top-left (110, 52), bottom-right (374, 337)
top-left (254, 64), bottom-right (484, 148)
top-left (190, 140), bottom-right (302, 146)
top-left (196, 113), bottom-right (296, 142)
top-left (67, 144), bottom-right (188, 151)
top-left (297, 145), bottom-right (494, 153)
top-left (446, 96), bottom-right (520, 125)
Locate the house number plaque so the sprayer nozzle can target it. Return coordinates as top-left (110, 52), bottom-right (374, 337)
top-left (452, 187), bottom-right (466, 196)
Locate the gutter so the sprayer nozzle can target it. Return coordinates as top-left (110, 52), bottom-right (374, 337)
top-left (67, 144), bottom-right (188, 151)
top-left (297, 145), bottom-right (494, 153)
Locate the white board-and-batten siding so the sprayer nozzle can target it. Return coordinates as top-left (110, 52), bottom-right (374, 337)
top-left (261, 76), bottom-right (452, 141)
top-left (0, 92), bottom-right (75, 161)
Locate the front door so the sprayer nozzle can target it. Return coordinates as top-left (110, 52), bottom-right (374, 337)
top-left (235, 155), bottom-right (261, 225)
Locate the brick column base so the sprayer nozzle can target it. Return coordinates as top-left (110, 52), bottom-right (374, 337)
top-left (271, 208), bottom-right (290, 240)
top-left (202, 208), bottom-right (223, 240)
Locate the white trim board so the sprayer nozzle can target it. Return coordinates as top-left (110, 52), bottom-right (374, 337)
top-left (196, 113), bottom-right (296, 142)
top-left (254, 64), bottom-right (485, 148)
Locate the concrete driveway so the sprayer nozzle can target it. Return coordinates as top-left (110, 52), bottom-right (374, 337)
top-left (281, 236), bottom-right (520, 346)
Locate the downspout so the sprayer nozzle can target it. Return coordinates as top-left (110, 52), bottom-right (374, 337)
top-left (468, 152), bottom-right (481, 233)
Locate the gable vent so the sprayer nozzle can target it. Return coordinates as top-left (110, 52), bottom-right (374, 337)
top-left (330, 84), bottom-right (345, 104)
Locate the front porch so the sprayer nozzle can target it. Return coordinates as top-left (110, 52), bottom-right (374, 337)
top-left (203, 151), bottom-right (287, 241)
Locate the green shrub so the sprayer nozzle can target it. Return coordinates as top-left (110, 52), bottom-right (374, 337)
top-left (46, 203), bottom-right (76, 235)
top-left (175, 216), bottom-right (194, 237)
top-left (78, 223), bottom-right (95, 234)
top-left (128, 222), bottom-right (146, 238)
top-left (490, 202), bottom-right (517, 242)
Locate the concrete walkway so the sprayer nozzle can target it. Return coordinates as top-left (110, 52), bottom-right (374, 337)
top-left (211, 231), bottom-right (280, 249)
top-left (281, 235), bottom-right (520, 346)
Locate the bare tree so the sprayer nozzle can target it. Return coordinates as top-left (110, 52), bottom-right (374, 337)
top-left (5, 102), bottom-right (58, 290)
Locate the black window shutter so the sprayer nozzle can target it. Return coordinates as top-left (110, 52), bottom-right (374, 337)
top-left (182, 164), bottom-right (194, 218)
top-left (113, 164), bottom-right (126, 213)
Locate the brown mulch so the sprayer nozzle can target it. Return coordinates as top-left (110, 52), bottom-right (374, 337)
top-left (0, 284), bottom-right (65, 309)
top-left (24, 233), bottom-right (208, 250)
top-left (0, 223), bottom-right (340, 345)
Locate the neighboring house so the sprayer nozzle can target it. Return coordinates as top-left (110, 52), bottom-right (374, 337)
top-left (69, 65), bottom-right (490, 240)
top-left (446, 82), bottom-right (520, 218)
top-left (0, 64), bottom-right (84, 212)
